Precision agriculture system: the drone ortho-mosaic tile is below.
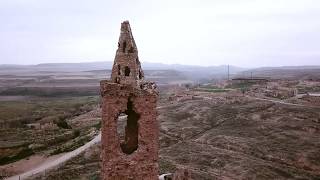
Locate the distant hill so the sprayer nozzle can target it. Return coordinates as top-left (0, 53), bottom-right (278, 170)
top-left (2, 62), bottom-right (320, 81)
top-left (0, 61), bottom-right (247, 80)
top-left (237, 66), bottom-right (320, 80)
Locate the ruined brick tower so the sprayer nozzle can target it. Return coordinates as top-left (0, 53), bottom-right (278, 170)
top-left (100, 21), bottom-right (159, 180)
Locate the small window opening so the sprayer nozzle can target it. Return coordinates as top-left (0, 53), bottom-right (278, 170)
top-left (139, 70), bottom-right (143, 79)
top-left (115, 77), bottom-right (120, 84)
top-left (128, 46), bottom-right (134, 53)
top-left (117, 98), bottom-right (140, 154)
top-left (122, 41), bottom-right (126, 53)
top-left (117, 65), bottom-right (121, 75)
top-left (124, 66), bottom-right (130, 76)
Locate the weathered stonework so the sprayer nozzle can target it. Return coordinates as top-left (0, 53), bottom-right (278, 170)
top-left (110, 21), bottom-right (144, 87)
top-left (100, 21), bottom-right (159, 180)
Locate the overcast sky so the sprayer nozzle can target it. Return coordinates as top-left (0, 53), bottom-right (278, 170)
top-left (0, 0), bottom-right (319, 67)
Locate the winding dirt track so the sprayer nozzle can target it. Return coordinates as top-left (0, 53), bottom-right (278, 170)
top-left (6, 133), bottom-right (101, 180)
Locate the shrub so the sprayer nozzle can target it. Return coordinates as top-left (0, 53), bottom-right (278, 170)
top-left (73, 129), bottom-right (81, 137)
top-left (55, 119), bottom-right (71, 129)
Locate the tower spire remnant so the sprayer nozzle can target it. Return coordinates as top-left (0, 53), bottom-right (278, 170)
top-left (100, 21), bottom-right (159, 180)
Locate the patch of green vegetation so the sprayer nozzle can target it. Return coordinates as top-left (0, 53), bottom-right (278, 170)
top-left (199, 85), bottom-right (220, 89)
top-left (193, 84), bottom-right (233, 93)
top-left (50, 134), bottom-right (92, 155)
top-left (196, 88), bottom-right (230, 93)
top-left (225, 82), bottom-right (256, 89)
top-left (54, 119), bottom-right (71, 129)
top-left (194, 87), bottom-right (231, 93)
top-left (73, 129), bottom-right (81, 137)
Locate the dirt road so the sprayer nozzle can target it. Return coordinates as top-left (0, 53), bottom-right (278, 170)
top-left (247, 96), bottom-right (319, 108)
top-left (6, 132), bottom-right (101, 180)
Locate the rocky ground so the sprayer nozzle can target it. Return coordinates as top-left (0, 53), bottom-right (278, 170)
top-left (24, 88), bottom-right (320, 180)
top-left (158, 94), bottom-right (320, 179)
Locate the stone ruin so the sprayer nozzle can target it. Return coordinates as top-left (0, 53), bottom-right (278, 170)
top-left (100, 21), bottom-right (159, 180)
top-left (100, 21), bottom-right (191, 180)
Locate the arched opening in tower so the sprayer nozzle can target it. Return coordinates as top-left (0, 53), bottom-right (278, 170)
top-left (124, 66), bottom-right (130, 76)
top-left (117, 98), bottom-right (139, 154)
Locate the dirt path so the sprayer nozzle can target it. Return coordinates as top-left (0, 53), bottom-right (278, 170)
top-left (6, 132), bottom-right (101, 180)
top-left (246, 96), bottom-right (319, 108)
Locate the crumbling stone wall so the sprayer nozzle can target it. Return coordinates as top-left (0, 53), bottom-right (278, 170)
top-left (100, 21), bottom-right (159, 180)
top-left (100, 82), bottom-right (158, 180)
